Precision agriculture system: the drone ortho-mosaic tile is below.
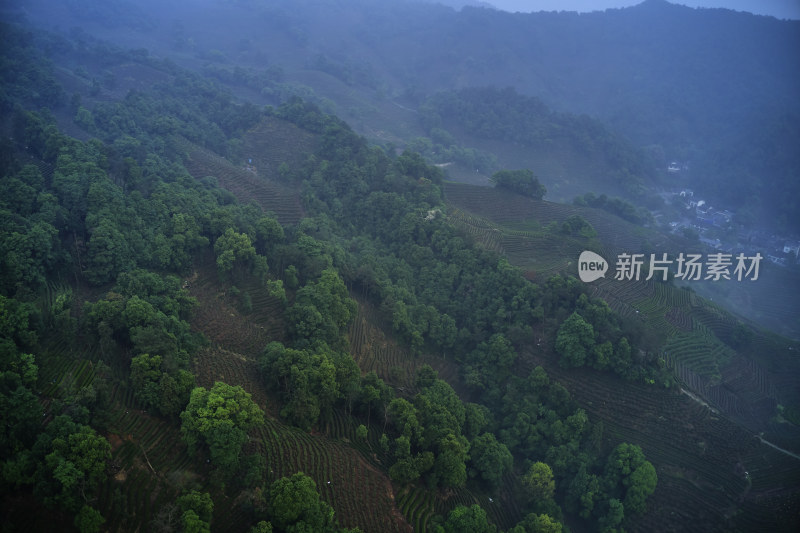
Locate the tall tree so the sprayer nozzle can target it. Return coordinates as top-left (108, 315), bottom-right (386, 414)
top-left (469, 432), bottom-right (513, 489)
top-left (489, 169), bottom-right (546, 200)
top-left (267, 472), bottom-right (337, 532)
top-left (603, 443), bottom-right (657, 514)
top-left (442, 504), bottom-right (496, 533)
top-left (180, 382), bottom-right (264, 476)
top-left (555, 312), bottom-right (596, 368)
top-left (213, 228), bottom-right (256, 278)
top-left (33, 416), bottom-right (111, 513)
top-left (523, 462), bottom-right (556, 504)
top-left (434, 433), bottom-right (469, 488)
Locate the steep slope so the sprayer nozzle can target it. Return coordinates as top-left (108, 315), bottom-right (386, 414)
top-left (442, 181), bottom-right (800, 532)
top-left (2, 8), bottom-right (798, 533)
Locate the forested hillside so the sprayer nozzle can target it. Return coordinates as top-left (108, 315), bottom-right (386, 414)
top-left (8, 0), bottom-right (799, 231)
top-left (1, 5), bottom-right (799, 533)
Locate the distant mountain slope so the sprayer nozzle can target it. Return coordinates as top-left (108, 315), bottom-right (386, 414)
top-left (420, 86), bottom-right (656, 198)
top-left (2, 15), bottom-right (799, 532)
top-left (9, 0), bottom-right (798, 230)
top-left (412, 0), bottom-right (497, 10)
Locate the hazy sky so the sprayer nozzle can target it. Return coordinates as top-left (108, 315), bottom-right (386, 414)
top-left (487, 0), bottom-right (800, 19)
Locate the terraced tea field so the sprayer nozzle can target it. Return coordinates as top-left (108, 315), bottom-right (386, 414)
top-left (53, 170), bottom-right (794, 533)
top-left (349, 299), bottom-right (419, 390)
top-left (186, 250), bottom-right (286, 356)
top-left (518, 347), bottom-right (800, 533)
top-left (443, 182), bottom-right (798, 417)
top-left (190, 338), bottom-right (413, 532)
top-left (241, 115), bottom-right (319, 181)
top-left (98, 400), bottom-right (195, 532)
top-left (443, 181), bottom-right (800, 531)
top-left (447, 207), bottom-right (584, 278)
top-left (252, 416), bottom-right (411, 533)
top-left (183, 142), bottom-right (305, 225)
top-left (178, 253), bottom-right (416, 531)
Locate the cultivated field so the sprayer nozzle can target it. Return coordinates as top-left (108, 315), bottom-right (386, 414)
top-left (443, 181), bottom-right (800, 532)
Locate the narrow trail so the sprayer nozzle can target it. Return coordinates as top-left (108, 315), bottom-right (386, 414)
top-left (680, 387), bottom-right (719, 414)
top-left (756, 435), bottom-right (800, 461)
top-left (681, 388), bottom-right (800, 461)
top-left (390, 101), bottom-right (418, 113)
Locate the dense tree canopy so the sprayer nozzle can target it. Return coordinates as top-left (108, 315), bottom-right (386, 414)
top-left (555, 312), bottom-right (596, 369)
top-left (489, 169), bottom-right (547, 200)
top-left (441, 504), bottom-right (496, 533)
top-left (180, 382), bottom-right (264, 477)
top-left (603, 443), bottom-right (658, 514)
top-left (523, 462), bottom-right (556, 503)
top-left (265, 472), bottom-right (358, 533)
top-left (0, 21), bottom-right (667, 531)
top-left (32, 415), bottom-right (110, 514)
top-left (468, 432), bottom-right (513, 489)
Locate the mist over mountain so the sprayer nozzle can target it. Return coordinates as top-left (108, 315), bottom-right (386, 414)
top-left (413, 0), bottom-right (498, 10)
top-left (8, 0), bottom-right (799, 232)
top-left (2, 1), bottom-right (800, 532)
